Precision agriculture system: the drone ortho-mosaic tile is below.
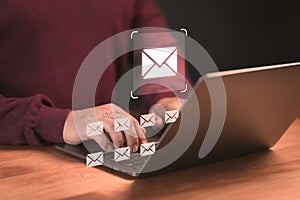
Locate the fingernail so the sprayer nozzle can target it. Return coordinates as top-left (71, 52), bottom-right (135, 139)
top-left (133, 144), bottom-right (138, 152)
top-left (141, 139), bottom-right (148, 144)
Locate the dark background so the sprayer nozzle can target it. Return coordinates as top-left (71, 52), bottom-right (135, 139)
top-left (156, 0), bottom-right (300, 73)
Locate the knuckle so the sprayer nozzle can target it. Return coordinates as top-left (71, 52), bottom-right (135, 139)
top-left (129, 137), bottom-right (138, 145)
top-left (114, 138), bottom-right (124, 148)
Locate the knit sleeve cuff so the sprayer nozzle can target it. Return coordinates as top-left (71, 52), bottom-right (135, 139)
top-left (25, 94), bottom-right (70, 145)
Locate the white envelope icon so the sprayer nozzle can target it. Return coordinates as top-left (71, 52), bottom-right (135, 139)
top-left (140, 142), bottom-right (156, 157)
top-left (86, 121), bottom-right (104, 137)
top-left (140, 113), bottom-right (155, 127)
top-left (114, 117), bottom-right (131, 132)
top-left (86, 152), bottom-right (103, 167)
top-left (165, 110), bottom-right (179, 124)
top-left (114, 147), bottom-right (130, 162)
top-left (142, 47), bottom-right (177, 79)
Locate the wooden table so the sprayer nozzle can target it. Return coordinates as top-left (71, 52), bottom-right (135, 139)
top-left (1, 119), bottom-right (300, 200)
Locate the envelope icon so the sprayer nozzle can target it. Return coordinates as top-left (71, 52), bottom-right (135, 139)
top-left (142, 47), bottom-right (177, 79)
top-left (86, 121), bottom-right (104, 137)
top-left (114, 117), bottom-right (131, 132)
top-left (140, 142), bottom-right (156, 157)
top-left (86, 152), bottom-right (103, 167)
top-left (140, 113), bottom-right (155, 127)
top-left (165, 110), bottom-right (179, 124)
top-left (114, 147), bottom-right (130, 162)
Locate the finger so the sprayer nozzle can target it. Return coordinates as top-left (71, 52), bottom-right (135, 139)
top-left (141, 126), bottom-right (146, 135)
top-left (94, 104), bottom-right (127, 149)
top-left (149, 104), bottom-right (166, 130)
top-left (123, 133), bottom-right (139, 152)
top-left (149, 104), bottom-right (165, 118)
top-left (123, 130), bottom-right (138, 152)
top-left (103, 118), bottom-right (125, 148)
top-left (132, 116), bottom-right (148, 145)
top-left (123, 117), bottom-right (141, 152)
top-left (102, 103), bottom-right (148, 151)
top-left (110, 104), bottom-right (144, 151)
top-left (129, 116), bottom-right (148, 149)
top-left (90, 134), bottom-right (113, 152)
top-left (152, 114), bottom-right (164, 130)
top-left (132, 117), bottom-right (147, 143)
top-left (136, 125), bottom-right (148, 145)
top-left (136, 128), bottom-right (148, 144)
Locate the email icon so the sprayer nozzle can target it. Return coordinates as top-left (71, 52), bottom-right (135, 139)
top-left (140, 113), bottom-right (155, 127)
top-left (86, 152), bottom-right (103, 167)
top-left (114, 117), bottom-right (131, 132)
top-left (86, 121), bottom-right (104, 137)
top-left (165, 110), bottom-right (179, 124)
top-left (142, 47), bottom-right (177, 79)
top-left (114, 147), bottom-right (130, 162)
top-left (140, 142), bottom-right (156, 157)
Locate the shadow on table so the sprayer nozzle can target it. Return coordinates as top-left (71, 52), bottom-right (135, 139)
top-left (130, 149), bottom-right (285, 199)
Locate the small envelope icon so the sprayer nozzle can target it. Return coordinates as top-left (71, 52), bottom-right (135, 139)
top-left (140, 113), bottom-right (155, 127)
top-left (114, 117), bottom-right (131, 132)
top-left (165, 110), bottom-right (179, 124)
top-left (114, 147), bottom-right (130, 162)
top-left (140, 142), bottom-right (156, 157)
top-left (86, 152), bottom-right (103, 167)
top-left (86, 121), bottom-right (104, 137)
top-left (142, 47), bottom-right (177, 79)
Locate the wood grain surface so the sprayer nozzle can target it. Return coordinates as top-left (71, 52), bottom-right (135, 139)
top-left (1, 119), bottom-right (300, 200)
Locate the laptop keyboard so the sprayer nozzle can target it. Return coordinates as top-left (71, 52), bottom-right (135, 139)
top-left (117, 153), bottom-right (148, 167)
top-left (83, 135), bottom-right (160, 173)
top-left (103, 152), bottom-right (149, 172)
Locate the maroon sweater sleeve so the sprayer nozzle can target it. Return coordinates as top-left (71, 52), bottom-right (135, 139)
top-left (0, 94), bottom-right (70, 145)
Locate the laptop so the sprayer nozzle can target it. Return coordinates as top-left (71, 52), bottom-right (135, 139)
top-left (55, 62), bottom-right (300, 177)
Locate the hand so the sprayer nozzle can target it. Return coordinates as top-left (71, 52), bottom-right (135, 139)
top-left (149, 97), bottom-right (184, 130)
top-left (63, 103), bottom-right (147, 152)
